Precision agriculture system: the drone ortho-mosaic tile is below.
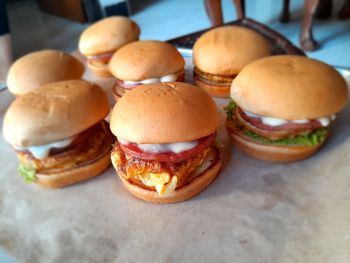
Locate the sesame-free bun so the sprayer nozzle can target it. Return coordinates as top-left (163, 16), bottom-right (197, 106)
top-left (118, 146), bottom-right (222, 203)
top-left (3, 80), bottom-right (110, 147)
top-left (7, 50), bottom-right (84, 96)
top-left (109, 40), bottom-right (185, 81)
top-left (79, 16), bottom-right (140, 56)
top-left (226, 121), bottom-right (327, 162)
top-left (231, 55), bottom-right (349, 120)
top-left (87, 60), bottom-right (113, 78)
top-left (193, 26), bottom-right (270, 75)
top-left (110, 82), bottom-right (220, 143)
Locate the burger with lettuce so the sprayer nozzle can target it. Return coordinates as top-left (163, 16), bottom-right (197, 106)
top-left (225, 55), bottom-right (348, 162)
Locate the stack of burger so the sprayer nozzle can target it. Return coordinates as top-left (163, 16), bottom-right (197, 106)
top-left (3, 80), bottom-right (114, 187)
top-left (109, 40), bottom-right (185, 101)
top-left (225, 55), bottom-right (348, 162)
top-left (79, 16), bottom-right (140, 77)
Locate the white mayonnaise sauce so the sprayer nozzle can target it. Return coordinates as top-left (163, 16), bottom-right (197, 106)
top-left (123, 72), bottom-right (180, 85)
top-left (243, 110), bottom-right (336, 127)
top-left (118, 138), bottom-right (198, 153)
top-left (15, 137), bottom-right (75, 160)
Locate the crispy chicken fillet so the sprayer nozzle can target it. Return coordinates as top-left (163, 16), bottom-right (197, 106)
top-left (16, 121), bottom-right (113, 173)
top-left (111, 142), bottom-right (212, 191)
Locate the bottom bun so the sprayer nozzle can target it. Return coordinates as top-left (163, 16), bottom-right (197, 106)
top-left (193, 75), bottom-right (230, 98)
top-left (35, 151), bottom-right (111, 188)
top-left (87, 60), bottom-right (113, 78)
top-left (226, 121), bottom-right (326, 162)
top-left (117, 147), bottom-right (223, 203)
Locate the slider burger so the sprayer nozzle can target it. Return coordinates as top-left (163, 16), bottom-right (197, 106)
top-left (79, 16), bottom-right (140, 77)
top-left (225, 55), bottom-right (348, 162)
top-left (3, 80), bottom-right (114, 187)
top-left (110, 82), bottom-right (222, 203)
top-left (193, 26), bottom-right (270, 97)
top-left (7, 50), bottom-right (84, 96)
top-left (109, 40), bottom-right (185, 101)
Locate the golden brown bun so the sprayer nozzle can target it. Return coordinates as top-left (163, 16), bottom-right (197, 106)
top-left (110, 82), bottom-right (220, 143)
top-left (7, 50), bottom-right (84, 96)
top-left (79, 16), bottom-right (140, 56)
top-left (3, 80), bottom-right (109, 147)
top-left (226, 120), bottom-right (326, 162)
top-left (193, 74), bottom-right (230, 98)
top-left (118, 150), bottom-right (223, 203)
top-left (35, 149), bottom-right (111, 188)
top-left (193, 26), bottom-right (270, 75)
top-left (232, 55), bottom-right (348, 119)
top-left (109, 40), bottom-right (185, 81)
top-left (87, 60), bottom-right (113, 78)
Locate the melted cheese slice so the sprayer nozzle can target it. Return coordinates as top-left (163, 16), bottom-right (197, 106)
top-left (139, 173), bottom-right (178, 196)
top-left (243, 110), bottom-right (336, 127)
top-left (123, 72), bottom-right (181, 85)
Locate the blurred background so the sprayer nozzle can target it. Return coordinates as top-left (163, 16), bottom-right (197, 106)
top-left (4, 0), bottom-right (350, 66)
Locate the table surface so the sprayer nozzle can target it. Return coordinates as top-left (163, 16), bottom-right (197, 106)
top-left (1, 52), bottom-right (350, 263)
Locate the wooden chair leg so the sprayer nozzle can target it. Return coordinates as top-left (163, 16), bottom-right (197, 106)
top-left (280, 0), bottom-right (290, 23)
top-left (232, 0), bottom-right (245, 19)
top-left (300, 0), bottom-right (319, 51)
top-left (339, 0), bottom-right (350, 19)
top-left (204, 0), bottom-right (223, 27)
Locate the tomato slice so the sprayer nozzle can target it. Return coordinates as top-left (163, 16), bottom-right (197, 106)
top-left (119, 133), bottom-right (216, 163)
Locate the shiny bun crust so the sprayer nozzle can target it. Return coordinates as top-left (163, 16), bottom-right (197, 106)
top-left (118, 155), bottom-right (222, 203)
top-left (79, 16), bottom-right (140, 56)
top-left (193, 26), bottom-right (270, 75)
top-left (3, 80), bottom-right (110, 147)
top-left (226, 121), bottom-right (327, 162)
top-left (110, 82), bottom-right (220, 143)
top-left (7, 50), bottom-right (84, 96)
top-left (87, 60), bottom-right (113, 78)
top-left (109, 40), bottom-right (185, 81)
top-left (193, 74), bottom-right (230, 98)
top-left (35, 150), bottom-right (111, 188)
top-left (231, 55), bottom-right (348, 119)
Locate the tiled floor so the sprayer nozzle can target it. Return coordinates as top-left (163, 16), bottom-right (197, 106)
top-left (6, 0), bottom-right (350, 67)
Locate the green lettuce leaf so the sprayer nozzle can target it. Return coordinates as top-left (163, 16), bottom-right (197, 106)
top-left (243, 128), bottom-right (327, 147)
top-left (18, 164), bottom-right (37, 183)
top-left (224, 99), bottom-right (236, 120)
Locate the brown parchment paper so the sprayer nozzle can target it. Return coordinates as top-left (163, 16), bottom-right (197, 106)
top-left (1, 56), bottom-right (350, 263)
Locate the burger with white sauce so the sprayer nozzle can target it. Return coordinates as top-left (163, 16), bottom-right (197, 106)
top-left (3, 80), bottom-right (114, 187)
top-left (110, 82), bottom-right (222, 203)
top-left (108, 40), bottom-right (185, 101)
top-left (79, 16), bottom-right (140, 77)
top-left (225, 55), bottom-right (348, 162)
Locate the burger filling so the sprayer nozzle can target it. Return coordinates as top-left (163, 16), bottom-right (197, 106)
top-left (15, 121), bottom-right (114, 183)
top-left (193, 67), bottom-right (236, 86)
top-left (224, 99), bottom-right (331, 146)
top-left (87, 51), bottom-right (115, 68)
top-left (111, 134), bottom-right (219, 196)
top-left (113, 70), bottom-right (185, 98)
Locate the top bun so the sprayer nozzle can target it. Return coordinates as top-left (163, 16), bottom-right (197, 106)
top-left (193, 26), bottom-right (270, 75)
top-left (231, 55), bottom-right (348, 119)
top-left (109, 40), bottom-right (185, 81)
top-left (7, 50), bottom-right (84, 96)
top-left (3, 80), bottom-right (109, 147)
top-left (110, 82), bottom-right (219, 143)
top-left (79, 16), bottom-right (140, 56)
